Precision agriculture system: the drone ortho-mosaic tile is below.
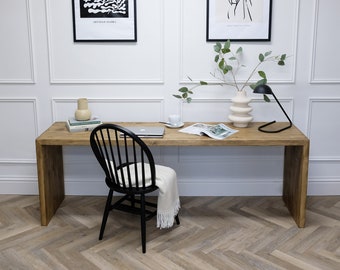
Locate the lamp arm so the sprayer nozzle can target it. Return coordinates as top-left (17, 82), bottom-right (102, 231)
top-left (271, 92), bottom-right (292, 127)
top-left (257, 92), bottom-right (293, 133)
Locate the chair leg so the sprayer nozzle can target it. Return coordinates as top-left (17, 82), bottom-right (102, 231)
top-left (175, 214), bottom-right (180, 225)
top-left (140, 194), bottom-right (146, 253)
top-left (131, 194), bottom-right (135, 208)
top-left (99, 189), bottom-right (113, 240)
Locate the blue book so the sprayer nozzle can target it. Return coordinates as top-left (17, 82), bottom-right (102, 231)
top-left (68, 117), bottom-right (102, 126)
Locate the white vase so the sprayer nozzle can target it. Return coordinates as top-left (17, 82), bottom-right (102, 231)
top-left (75, 98), bottom-right (91, 121)
top-left (228, 90), bottom-right (253, 128)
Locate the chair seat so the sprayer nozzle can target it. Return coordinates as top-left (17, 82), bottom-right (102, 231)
top-left (114, 161), bottom-right (153, 188)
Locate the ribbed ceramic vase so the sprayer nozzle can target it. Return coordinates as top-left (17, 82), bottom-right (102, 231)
top-left (228, 90), bottom-right (253, 128)
top-left (75, 98), bottom-right (91, 121)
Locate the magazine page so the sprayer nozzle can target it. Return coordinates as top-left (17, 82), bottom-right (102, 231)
top-left (179, 123), bottom-right (238, 140)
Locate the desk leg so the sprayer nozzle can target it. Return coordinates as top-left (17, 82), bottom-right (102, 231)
top-left (36, 143), bottom-right (65, 225)
top-left (283, 144), bottom-right (309, 228)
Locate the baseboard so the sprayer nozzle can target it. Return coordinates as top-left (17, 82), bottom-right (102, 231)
top-left (1, 178), bottom-right (339, 196)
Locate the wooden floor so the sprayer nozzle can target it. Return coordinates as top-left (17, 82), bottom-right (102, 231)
top-left (0, 195), bottom-right (339, 270)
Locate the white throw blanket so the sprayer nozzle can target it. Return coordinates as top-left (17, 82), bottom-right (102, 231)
top-left (154, 164), bottom-right (180, 229)
top-left (111, 161), bottom-right (180, 229)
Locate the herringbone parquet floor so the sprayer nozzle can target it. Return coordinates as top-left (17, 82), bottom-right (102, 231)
top-left (0, 195), bottom-right (339, 270)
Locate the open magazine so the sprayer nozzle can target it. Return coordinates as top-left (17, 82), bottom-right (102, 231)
top-left (179, 123), bottom-right (238, 140)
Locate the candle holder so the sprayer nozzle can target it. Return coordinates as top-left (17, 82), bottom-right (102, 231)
top-left (75, 98), bottom-right (91, 121)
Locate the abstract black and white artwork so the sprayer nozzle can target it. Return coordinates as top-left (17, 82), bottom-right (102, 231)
top-left (206, 0), bottom-right (272, 41)
top-left (72, 0), bottom-right (137, 42)
top-left (79, 0), bottom-right (129, 18)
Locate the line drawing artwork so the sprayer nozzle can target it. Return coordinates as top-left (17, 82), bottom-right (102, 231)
top-left (207, 0), bottom-right (270, 41)
top-left (226, 0), bottom-right (253, 22)
top-left (80, 0), bottom-right (129, 18)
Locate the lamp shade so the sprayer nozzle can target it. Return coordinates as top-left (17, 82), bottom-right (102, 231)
top-left (253, 84), bottom-right (273, 95)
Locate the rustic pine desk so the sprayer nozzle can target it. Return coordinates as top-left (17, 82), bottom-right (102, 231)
top-left (36, 122), bottom-right (309, 227)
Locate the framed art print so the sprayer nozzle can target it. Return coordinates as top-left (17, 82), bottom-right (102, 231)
top-left (206, 0), bottom-right (272, 42)
top-left (72, 0), bottom-right (137, 42)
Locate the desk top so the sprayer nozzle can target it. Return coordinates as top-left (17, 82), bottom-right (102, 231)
top-left (36, 122), bottom-right (309, 147)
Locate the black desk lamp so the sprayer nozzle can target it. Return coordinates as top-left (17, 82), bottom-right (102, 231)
top-left (253, 84), bottom-right (292, 133)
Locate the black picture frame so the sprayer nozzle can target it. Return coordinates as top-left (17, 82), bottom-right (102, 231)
top-left (206, 0), bottom-right (272, 42)
top-left (72, 0), bottom-right (137, 42)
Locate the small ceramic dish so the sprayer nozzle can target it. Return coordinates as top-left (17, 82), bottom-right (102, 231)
top-left (165, 122), bottom-right (184, 128)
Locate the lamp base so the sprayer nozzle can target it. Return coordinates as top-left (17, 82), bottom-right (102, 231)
top-left (258, 121), bottom-right (292, 133)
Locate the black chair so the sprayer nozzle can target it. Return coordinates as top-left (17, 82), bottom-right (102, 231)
top-left (90, 123), bottom-right (180, 253)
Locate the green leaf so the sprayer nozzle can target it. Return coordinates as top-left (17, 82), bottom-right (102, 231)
top-left (224, 40), bottom-right (231, 50)
top-left (236, 47), bottom-right (243, 54)
top-left (264, 51), bottom-right (272, 57)
top-left (264, 94), bottom-right (271, 102)
top-left (226, 65), bottom-right (233, 71)
top-left (173, 94), bottom-right (182, 99)
top-left (179, 87), bottom-right (188, 93)
top-left (222, 65), bottom-right (232, 74)
top-left (187, 97), bottom-right (192, 103)
top-left (256, 78), bottom-right (267, 85)
top-left (182, 93), bottom-right (188, 98)
top-left (222, 48), bottom-right (231, 54)
top-left (200, 81), bottom-right (208, 85)
top-left (249, 84), bottom-right (256, 90)
top-left (214, 42), bottom-right (222, 52)
top-left (214, 55), bottom-right (219, 62)
top-left (259, 53), bottom-right (265, 62)
top-left (278, 54), bottom-right (286, 65)
top-left (258, 71), bottom-right (266, 79)
top-left (229, 56), bottom-right (237, 61)
top-left (218, 59), bottom-right (225, 70)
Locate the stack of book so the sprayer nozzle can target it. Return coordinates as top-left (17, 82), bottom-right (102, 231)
top-left (66, 117), bottom-right (102, 133)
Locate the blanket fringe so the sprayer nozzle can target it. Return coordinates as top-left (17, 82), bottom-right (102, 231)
top-left (156, 198), bottom-right (180, 229)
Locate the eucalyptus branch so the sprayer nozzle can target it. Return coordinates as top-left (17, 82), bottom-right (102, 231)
top-left (240, 61), bottom-right (264, 91)
top-left (173, 40), bottom-right (287, 103)
top-left (210, 71), bottom-right (238, 88)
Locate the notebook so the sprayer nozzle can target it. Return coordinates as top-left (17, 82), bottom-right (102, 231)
top-left (122, 126), bottom-right (165, 138)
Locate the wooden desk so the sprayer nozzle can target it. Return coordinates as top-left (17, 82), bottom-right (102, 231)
top-left (36, 122), bottom-right (309, 227)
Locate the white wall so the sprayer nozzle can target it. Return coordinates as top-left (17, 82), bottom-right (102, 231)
top-left (1, 0), bottom-right (340, 196)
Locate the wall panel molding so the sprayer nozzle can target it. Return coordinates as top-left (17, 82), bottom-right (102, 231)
top-left (51, 98), bottom-right (165, 122)
top-left (180, 97), bottom-right (294, 123)
top-left (46, 0), bottom-right (164, 84)
top-left (307, 98), bottom-right (340, 159)
top-left (0, 98), bottom-right (38, 161)
top-left (310, 0), bottom-right (340, 83)
top-left (0, 0), bottom-right (35, 84)
top-left (0, 159), bottom-right (36, 164)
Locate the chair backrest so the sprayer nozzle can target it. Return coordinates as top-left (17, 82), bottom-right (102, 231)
top-left (90, 124), bottom-right (158, 194)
